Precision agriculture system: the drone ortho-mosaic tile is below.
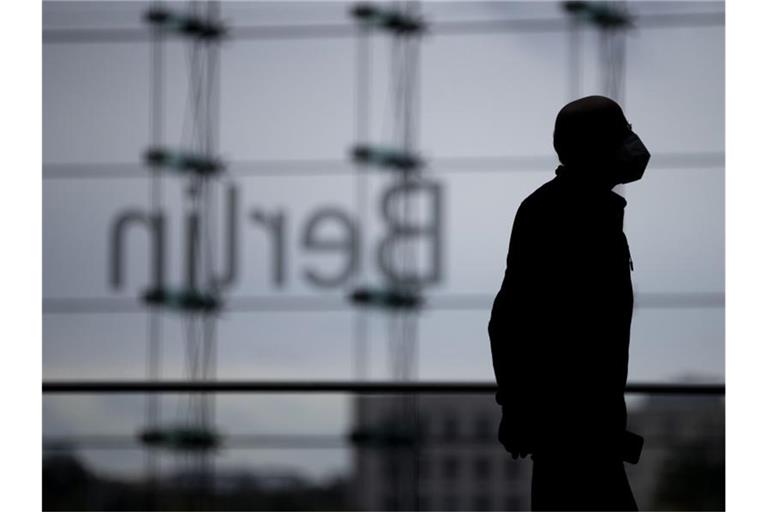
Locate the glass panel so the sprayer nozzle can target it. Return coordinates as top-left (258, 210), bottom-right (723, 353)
top-left (43, 392), bottom-right (724, 511)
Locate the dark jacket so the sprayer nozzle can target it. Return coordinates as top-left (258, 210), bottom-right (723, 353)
top-left (489, 165), bottom-right (634, 456)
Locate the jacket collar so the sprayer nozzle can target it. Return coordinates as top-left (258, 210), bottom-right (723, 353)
top-left (554, 165), bottom-right (627, 209)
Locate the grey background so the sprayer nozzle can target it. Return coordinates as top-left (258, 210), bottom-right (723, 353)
top-left (42, 1), bottom-right (724, 480)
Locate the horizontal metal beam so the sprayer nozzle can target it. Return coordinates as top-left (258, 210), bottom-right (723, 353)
top-left (433, 12), bottom-right (725, 33)
top-left (42, 292), bottom-right (724, 314)
top-left (43, 152), bottom-right (725, 180)
top-left (43, 434), bottom-right (347, 450)
top-left (42, 12), bottom-right (724, 44)
top-left (42, 380), bottom-right (725, 395)
top-left (42, 431), bottom-right (725, 451)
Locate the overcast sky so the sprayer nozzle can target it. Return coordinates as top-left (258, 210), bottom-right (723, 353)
top-left (42, 1), bottom-right (724, 480)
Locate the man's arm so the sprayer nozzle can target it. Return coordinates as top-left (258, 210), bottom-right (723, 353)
top-left (489, 202), bottom-right (534, 406)
top-left (488, 203), bottom-right (540, 458)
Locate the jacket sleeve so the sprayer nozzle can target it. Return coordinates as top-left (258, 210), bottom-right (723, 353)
top-left (488, 202), bottom-right (539, 410)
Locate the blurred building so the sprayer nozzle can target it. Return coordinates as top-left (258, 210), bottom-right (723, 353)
top-left (627, 393), bottom-right (725, 510)
top-left (352, 391), bottom-right (724, 511)
top-left (352, 394), bottom-right (531, 511)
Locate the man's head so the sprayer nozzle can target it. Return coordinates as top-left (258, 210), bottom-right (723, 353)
top-left (553, 95), bottom-right (650, 186)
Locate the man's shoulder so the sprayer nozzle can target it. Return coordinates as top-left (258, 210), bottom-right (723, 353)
top-left (518, 177), bottom-right (561, 216)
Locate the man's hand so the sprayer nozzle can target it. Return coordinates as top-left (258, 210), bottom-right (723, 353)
top-left (498, 411), bottom-right (534, 459)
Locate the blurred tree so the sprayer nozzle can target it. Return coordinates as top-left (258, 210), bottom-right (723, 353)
top-left (43, 451), bottom-right (93, 510)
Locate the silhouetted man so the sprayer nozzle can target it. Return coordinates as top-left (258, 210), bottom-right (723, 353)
top-left (489, 96), bottom-right (650, 511)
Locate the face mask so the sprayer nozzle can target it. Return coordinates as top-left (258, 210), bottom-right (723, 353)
top-left (614, 131), bottom-right (651, 184)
